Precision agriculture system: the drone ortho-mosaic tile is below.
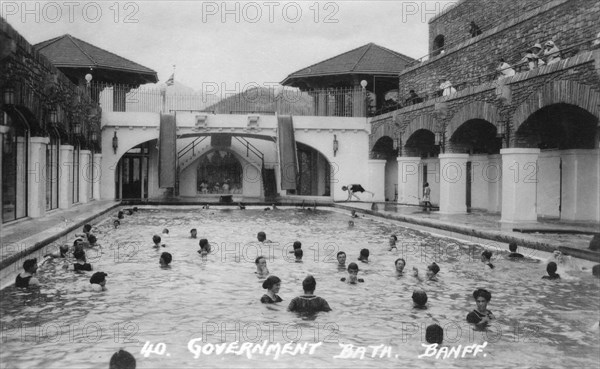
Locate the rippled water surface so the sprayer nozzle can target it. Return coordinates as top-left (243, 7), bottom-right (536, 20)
top-left (1, 208), bottom-right (599, 369)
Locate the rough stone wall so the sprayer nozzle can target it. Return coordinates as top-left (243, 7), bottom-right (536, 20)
top-left (428, 0), bottom-right (550, 54)
top-left (402, 0), bottom-right (600, 100)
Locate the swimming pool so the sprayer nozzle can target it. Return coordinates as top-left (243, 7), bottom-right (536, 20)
top-left (1, 207), bottom-right (598, 368)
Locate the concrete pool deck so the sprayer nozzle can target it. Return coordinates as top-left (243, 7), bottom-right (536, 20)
top-left (1, 199), bottom-right (598, 276)
top-left (335, 202), bottom-right (600, 263)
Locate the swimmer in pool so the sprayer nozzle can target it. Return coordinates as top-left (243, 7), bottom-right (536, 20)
top-left (255, 256), bottom-right (269, 278)
top-left (395, 258), bottom-right (406, 275)
top-left (413, 262), bottom-right (440, 281)
top-left (288, 275), bottom-right (332, 313)
top-left (481, 250), bottom-right (494, 269)
top-left (64, 250), bottom-right (93, 271)
top-left (337, 251), bottom-right (347, 270)
top-left (289, 241), bottom-right (302, 254)
top-left (350, 210), bottom-right (358, 218)
top-left (542, 261), bottom-right (560, 280)
top-left (118, 211), bottom-right (124, 219)
top-left (340, 262), bottom-right (364, 284)
top-left (358, 248), bottom-right (370, 263)
top-left (425, 324), bottom-right (443, 345)
top-left (152, 235), bottom-right (165, 248)
top-left (87, 234), bottom-right (98, 247)
top-left (593, 265), bottom-right (600, 278)
top-left (198, 239), bottom-right (211, 256)
top-left (161, 229), bottom-right (169, 238)
top-left (75, 224), bottom-right (92, 239)
top-left (294, 248), bottom-right (303, 263)
top-left (44, 244), bottom-right (70, 259)
top-left (113, 219), bottom-right (120, 229)
top-left (160, 252), bottom-right (172, 267)
top-left (388, 234), bottom-right (398, 251)
top-left (260, 275), bottom-right (283, 303)
top-left (89, 272), bottom-right (107, 291)
top-left (190, 228), bottom-right (197, 239)
top-left (348, 220), bottom-right (354, 227)
top-left (412, 288), bottom-right (428, 308)
top-left (466, 288), bottom-right (495, 326)
top-left (15, 258), bottom-right (40, 288)
top-left (109, 349), bottom-right (135, 369)
top-left (257, 231), bottom-right (272, 243)
top-left (507, 242), bottom-right (524, 258)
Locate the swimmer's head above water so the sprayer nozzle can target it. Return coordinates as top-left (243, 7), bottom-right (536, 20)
top-left (160, 252), bottom-right (172, 266)
top-left (412, 288), bottom-right (428, 308)
top-left (395, 258), bottom-right (406, 273)
top-left (257, 232), bottom-right (267, 242)
top-left (358, 248), bottom-right (369, 262)
top-left (337, 251), bottom-right (346, 266)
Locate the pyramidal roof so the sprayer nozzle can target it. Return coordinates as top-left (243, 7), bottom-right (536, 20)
top-left (281, 43), bottom-right (415, 84)
top-left (34, 34), bottom-right (157, 82)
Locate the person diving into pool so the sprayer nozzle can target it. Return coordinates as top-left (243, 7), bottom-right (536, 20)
top-left (342, 184), bottom-right (374, 201)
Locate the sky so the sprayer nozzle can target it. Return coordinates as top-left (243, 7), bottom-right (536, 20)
top-left (2, 1), bottom-right (457, 93)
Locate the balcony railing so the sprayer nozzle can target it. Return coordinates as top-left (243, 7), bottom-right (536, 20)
top-left (91, 83), bottom-right (368, 118)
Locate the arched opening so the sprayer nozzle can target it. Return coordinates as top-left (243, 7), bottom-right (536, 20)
top-left (515, 103), bottom-right (599, 219)
top-left (515, 103), bottom-right (598, 150)
top-left (1, 108), bottom-right (29, 222)
top-left (372, 136), bottom-right (398, 201)
top-left (404, 129), bottom-right (438, 158)
top-left (296, 142), bottom-right (331, 196)
top-left (196, 150), bottom-right (244, 195)
top-left (449, 119), bottom-right (500, 154)
top-left (449, 119), bottom-right (500, 212)
top-left (432, 35), bottom-right (445, 56)
top-left (116, 141), bottom-right (151, 199)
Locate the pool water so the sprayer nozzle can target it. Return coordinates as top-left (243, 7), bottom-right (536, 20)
top-left (1, 207), bottom-right (599, 369)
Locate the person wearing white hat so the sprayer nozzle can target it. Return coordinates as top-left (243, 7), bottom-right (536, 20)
top-left (544, 40), bottom-right (561, 64)
top-left (531, 43), bottom-right (546, 66)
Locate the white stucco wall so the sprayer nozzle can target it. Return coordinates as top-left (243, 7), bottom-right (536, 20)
top-left (101, 112), bottom-right (370, 201)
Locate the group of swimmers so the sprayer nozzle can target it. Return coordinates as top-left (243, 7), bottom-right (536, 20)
top-left (13, 206), bottom-right (600, 351)
top-left (14, 208), bottom-right (141, 291)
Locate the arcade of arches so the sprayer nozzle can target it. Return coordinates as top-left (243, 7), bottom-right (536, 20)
top-left (372, 102), bottom-right (599, 223)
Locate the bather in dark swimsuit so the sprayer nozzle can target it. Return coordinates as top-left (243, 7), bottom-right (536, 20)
top-left (15, 274), bottom-right (32, 288)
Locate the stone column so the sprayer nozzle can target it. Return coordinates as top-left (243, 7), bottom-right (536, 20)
top-left (486, 154), bottom-right (502, 213)
top-left (28, 137), bottom-right (49, 218)
top-left (397, 156), bottom-right (421, 205)
top-left (469, 154), bottom-right (489, 211)
top-left (500, 148), bottom-right (540, 223)
top-left (59, 145), bottom-right (74, 209)
top-left (560, 149), bottom-right (600, 222)
top-left (368, 159), bottom-right (386, 202)
top-left (79, 150), bottom-right (91, 203)
top-left (0, 125), bottom-right (9, 236)
top-left (438, 153), bottom-right (469, 214)
top-left (93, 153), bottom-right (102, 200)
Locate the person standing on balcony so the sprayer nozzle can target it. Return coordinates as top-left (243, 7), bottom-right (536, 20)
top-left (521, 49), bottom-right (541, 71)
top-left (496, 58), bottom-right (516, 79)
top-left (469, 21), bottom-right (482, 37)
top-left (438, 79), bottom-right (456, 96)
top-left (531, 43), bottom-right (546, 66)
top-left (405, 90), bottom-right (423, 105)
top-left (543, 41), bottom-right (561, 64)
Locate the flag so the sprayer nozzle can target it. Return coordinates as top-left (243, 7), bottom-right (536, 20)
top-left (165, 73), bottom-right (174, 86)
